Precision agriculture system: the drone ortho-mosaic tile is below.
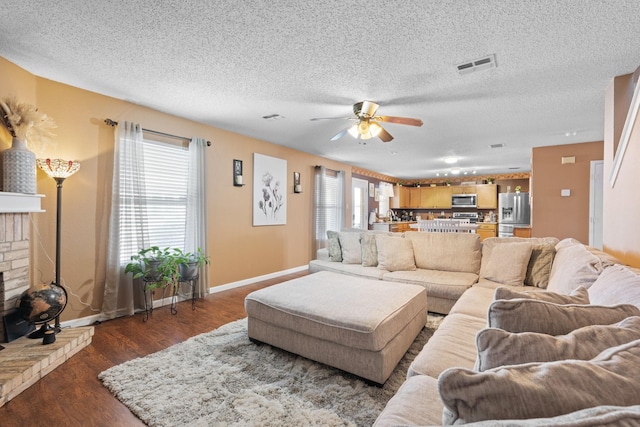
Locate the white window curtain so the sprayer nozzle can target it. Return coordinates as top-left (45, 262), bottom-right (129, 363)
top-left (102, 121), bottom-right (146, 319)
top-left (314, 166), bottom-right (345, 251)
top-left (185, 137), bottom-right (209, 297)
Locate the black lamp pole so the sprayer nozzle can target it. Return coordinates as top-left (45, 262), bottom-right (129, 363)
top-left (53, 177), bottom-right (68, 333)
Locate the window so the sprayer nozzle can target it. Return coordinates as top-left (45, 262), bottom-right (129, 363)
top-left (314, 167), bottom-right (345, 250)
top-left (118, 138), bottom-right (189, 263)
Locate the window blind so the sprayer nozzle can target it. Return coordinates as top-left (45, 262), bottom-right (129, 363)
top-left (119, 139), bottom-right (189, 263)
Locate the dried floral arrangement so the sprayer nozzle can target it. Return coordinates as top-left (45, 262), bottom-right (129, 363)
top-left (0, 97), bottom-right (57, 147)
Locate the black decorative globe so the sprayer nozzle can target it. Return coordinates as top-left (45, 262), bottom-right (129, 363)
top-left (18, 282), bottom-right (67, 325)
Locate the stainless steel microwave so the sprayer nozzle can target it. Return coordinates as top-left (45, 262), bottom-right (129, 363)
top-left (451, 194), bottom-right (477, 208)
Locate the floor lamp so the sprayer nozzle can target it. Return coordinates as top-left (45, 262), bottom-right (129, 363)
top-left (37, 158), bottom-right (81, 333)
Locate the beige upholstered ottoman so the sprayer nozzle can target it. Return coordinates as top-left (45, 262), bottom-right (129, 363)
top-left (244, 271), bottom-right (428, 385)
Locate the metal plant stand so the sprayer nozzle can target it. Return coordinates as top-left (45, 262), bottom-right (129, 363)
top-left (139, 274), bottom-right (198, 322)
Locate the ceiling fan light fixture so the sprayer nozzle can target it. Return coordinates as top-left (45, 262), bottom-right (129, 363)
top-left (369, 122), bottom-right (382, 137)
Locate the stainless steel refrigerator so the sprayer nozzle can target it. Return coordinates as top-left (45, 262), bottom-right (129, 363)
top-left (498, 192), bottom-right (531, 237)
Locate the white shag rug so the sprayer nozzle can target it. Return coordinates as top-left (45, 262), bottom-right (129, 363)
top-left (99, 315), bottom-right (443, 427)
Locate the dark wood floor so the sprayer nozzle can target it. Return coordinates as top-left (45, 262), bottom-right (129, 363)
top-left (0, 271), bottom-right (308, 427)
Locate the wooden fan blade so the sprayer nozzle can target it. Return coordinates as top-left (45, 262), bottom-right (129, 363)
top-left (377, 127), bottom-right (394, 143)
top-left (376, 115), bottom-right (424, 127)
top-left (330, 127), bottom-right (350, 141)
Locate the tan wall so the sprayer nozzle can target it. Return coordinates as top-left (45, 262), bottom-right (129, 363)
top-left (603, 71), bottom-right (640, 267)
top-left (531, 141), bottom-right (603, 242)
top-left (0, 57), bottom-right (351, 323)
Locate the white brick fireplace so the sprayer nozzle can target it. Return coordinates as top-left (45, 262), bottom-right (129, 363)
top-left (0, 192), bottom-right (44, 342)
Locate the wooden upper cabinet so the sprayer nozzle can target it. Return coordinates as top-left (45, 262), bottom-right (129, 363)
top-left (419, 187), bottom-right (436, 208)
top-left (476, 184), bottom-right (498, 209)
top-left (450, 185), bottom-right (476, 194)
top-left (408, 187), bottom-right (421, 208)
top-left (436, 186), bottom-right (453, 208)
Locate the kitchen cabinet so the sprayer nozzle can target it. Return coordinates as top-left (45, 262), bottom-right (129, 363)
top-left (513, 227), bottom-right (531, 238)
top-left (391, 185), bottom-right (410, 209)
top-left (450, 185), bottom-right (476, 194)
top-left (408, 187), bottom-right (421, 208)
top-left (418, 186), bottom-right (452, 209)
top-left (477, 223), bottom-right (497, 241)
top-left (371, 221), bottom-right (416, 232)
top-left (476, 184), bottom-right (497, 209)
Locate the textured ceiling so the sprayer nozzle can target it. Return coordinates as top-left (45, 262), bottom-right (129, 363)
top-left (1, 1), bottom-right (639, 179)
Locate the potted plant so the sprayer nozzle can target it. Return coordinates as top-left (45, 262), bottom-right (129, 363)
top-left (515, 185), bottom-right (522, 193)
top-left (125, 246), bottom-right (174, 289)
top-left (172, 247), bottom-right (210, 280)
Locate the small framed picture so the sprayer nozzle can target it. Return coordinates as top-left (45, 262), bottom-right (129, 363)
top-left (369, 182), bottom-right (375, 197)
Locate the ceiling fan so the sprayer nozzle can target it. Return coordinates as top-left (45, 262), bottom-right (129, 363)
top-left (311, 101), bottom-right (423, 142)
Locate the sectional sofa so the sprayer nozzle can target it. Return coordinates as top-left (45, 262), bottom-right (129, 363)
top-left (310, 230), bottom-right (640, 425)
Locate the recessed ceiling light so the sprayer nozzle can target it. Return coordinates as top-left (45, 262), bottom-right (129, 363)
top-left (436, 173), bottom-right (440, 177)
top-left (451, 169), bottom-right (460, 175)
top-left (565, 131), bottom-right (577, 137)
top-left (444, 157), bottom-right (458, 164)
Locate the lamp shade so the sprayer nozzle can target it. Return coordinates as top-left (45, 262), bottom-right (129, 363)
top-left (37, 158), bottom-right (80, 179)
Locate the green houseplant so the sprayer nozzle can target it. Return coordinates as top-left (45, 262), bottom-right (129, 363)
top-left (173, 247), bottom-right (210, 281)
top-left (125, 246), bottom-right (210, 290)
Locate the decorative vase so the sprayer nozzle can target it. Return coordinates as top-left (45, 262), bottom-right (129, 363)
top-left (2, 137), bottom-right (37, 194)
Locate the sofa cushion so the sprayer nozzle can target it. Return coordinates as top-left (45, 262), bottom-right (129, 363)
top-left (373, 375), bottom-right (444, 427)
top-left (487, 299), bottom-right (640, 335)
top-left (360, 232), bottom-right (378, 267)
top-left (439, 339), bottom-right (640, 424)
top-left (382, 269), bottom-right (478, 297)
top-left (480, 237), bottom-right (559, 288)
top-left (481, 241), bottom-right (533, 286)
top-left (407, 232), bottom-right (481, 274)
top-left (326, 230), bottom-right (342, 262)
top-left (494, 286), bottom-right (590, 305)
top-left (408, 313), bottom-right (486, 378)
top-left (449, 285), bottom-right (498, 319)
top-left (475, 316), bottom-right (640, 371)
top-left (338, 231), bottom-right (363, 264)
top-left (525, 241), bottom-right (557, 288)
top-left (376, 234), bottom-right (416, 272)
top-left (589, 264), bottom-right (640, 309)
top-left (308, 259), bottom-right (388, 280)
top-left (456, 405), bottom-right (640, 426)
top-left (547, 238), bottom-right (618, 294)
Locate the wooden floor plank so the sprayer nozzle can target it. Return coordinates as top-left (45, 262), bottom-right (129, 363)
top-left (0, 271), bottom-right (308, 427)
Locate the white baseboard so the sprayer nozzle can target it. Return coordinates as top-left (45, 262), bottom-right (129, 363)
top-left (208, 264), bottom-right (308, 294)
top-left (59, 265), bottom-right (310, 328)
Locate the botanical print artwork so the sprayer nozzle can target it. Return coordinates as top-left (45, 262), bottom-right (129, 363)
top-left (253, 153), bottom-right (287, 226)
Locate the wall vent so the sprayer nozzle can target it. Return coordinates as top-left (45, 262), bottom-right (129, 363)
top-left (457, 54), bottom-right (497, 75)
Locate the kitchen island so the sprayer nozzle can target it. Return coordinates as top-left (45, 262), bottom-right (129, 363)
top-left (371, 221), bottom-right (416, 232)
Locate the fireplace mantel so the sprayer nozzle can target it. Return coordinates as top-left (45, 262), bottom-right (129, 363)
top-left (0, 192), bottom-right (45, 213)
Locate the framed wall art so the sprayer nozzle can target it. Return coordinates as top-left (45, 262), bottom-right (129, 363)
top-left (253, 153), bottom-right (287, 226)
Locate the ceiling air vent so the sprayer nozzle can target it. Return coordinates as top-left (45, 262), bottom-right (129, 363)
top-left (457, 54), bottom-right (497, 76)
top-left (489, 143), bottom-right (505, 149)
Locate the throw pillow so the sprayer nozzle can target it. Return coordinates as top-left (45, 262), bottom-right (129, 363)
top-left (525, 242), bottom-right (556, 288)
top-left (326, 230), bottom-right (342, 262)
top-left (487, 299), bottom-right (640, 335)
top-left (475, 316), bottom-right (640, 371)
top-left (338, 231), bottom-right (362, 264)
top-left (589, 264), bottom-right (640, 309)
top-left (376, 234), bottom-right (416, 272)
top-left (360, 232), bottom-right (378, 267)
top-left (493, 285), bottom-right (590, 305)
top-left (481, 241), bottom-right (533, 287)
top-left (439, 339), bottom-right (640, 424)
top-left (547, 239), bottom-right (617, 294)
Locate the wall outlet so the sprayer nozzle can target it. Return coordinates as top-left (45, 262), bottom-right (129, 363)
top-left (561, 189), bottom-right (571, 197)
